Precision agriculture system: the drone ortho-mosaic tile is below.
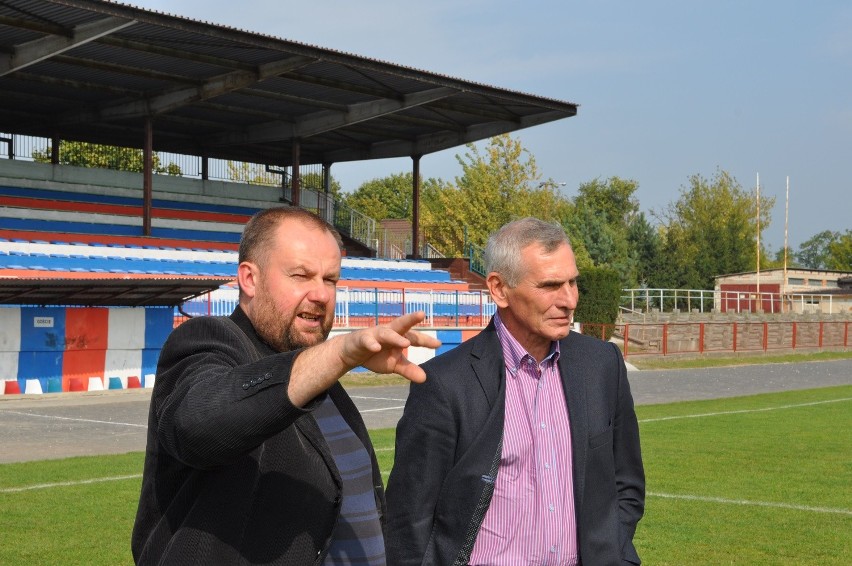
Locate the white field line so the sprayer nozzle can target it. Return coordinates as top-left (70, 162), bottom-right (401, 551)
top-left (0, 410), bottom-right (146, 428)
top-left (359, 406), bottom-right (406, 413)
top-left (5, 474), bottom-right (850, 517)
top-left (639, 397), bottom-right (852, 423)
top-left (349, 396), bottom-right (406, 402)
top-left (648, 491), bottom-right (852, 516)
top-left (0, 474), bottom-right (142, 493)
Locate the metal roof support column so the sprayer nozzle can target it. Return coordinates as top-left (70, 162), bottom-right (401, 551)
top-left (321, 162), bottom-right (332, 223)
top-left (411, 154), bottom-right (421, 259)
top-left (143, 117), bottom-right (153, 236)
top-left (51, 135), bottom-right (59, 164)
top-left (291, 140), bottom-right (301, 207)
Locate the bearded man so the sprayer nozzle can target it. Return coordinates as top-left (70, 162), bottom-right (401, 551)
top-left (132, 207), bottom-right (439, 566)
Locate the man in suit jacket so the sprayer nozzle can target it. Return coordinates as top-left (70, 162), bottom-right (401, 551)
top-left (386, 217), bottom-right (645, 566)
top-left (132, 207), bottom-right (439, 565)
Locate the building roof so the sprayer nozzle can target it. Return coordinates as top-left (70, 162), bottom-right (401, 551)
top-left (0, 0), bottom-right (578, 166)
top-left (0, 0), bottom-right (579, 308)
top-left (0, 274), bottom-right (231, 307)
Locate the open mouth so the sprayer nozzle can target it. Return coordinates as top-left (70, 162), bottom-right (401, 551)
top-left (297, 312), bottom-right (323, 325)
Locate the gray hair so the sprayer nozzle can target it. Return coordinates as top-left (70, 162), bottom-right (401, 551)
top-left (484, 217), bottom-right (571, 288)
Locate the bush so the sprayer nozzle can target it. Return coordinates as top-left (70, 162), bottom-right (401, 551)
top-left (575, 266), bottom-right (621, 340)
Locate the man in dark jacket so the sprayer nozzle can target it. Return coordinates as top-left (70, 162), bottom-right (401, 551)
top-left (132, 207), bottom-right (439, 565)
top-left (386, 218), bottom-right (644, 565)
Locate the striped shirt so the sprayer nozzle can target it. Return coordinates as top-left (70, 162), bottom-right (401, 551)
top-left (468, 313), bottom-right (578, 566)
top-left (314, 396), bottom-right (386, 566)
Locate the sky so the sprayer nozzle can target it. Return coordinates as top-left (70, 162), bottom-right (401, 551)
top-left (131, 0), bottom-right (851, 252)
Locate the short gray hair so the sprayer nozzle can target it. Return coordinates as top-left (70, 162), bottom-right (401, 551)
top-left (484, 217), bottom-right (571, 288)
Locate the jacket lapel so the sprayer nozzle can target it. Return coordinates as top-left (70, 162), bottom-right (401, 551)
top-left (469, 321), bottom-right (504, 408)
top-left (559, 332), bottom-right (587, 511)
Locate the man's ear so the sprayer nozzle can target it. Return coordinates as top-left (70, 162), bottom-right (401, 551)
top-left (486, 272), bottom-right (509, 308)
top-left (237, 261), bottom-right (259, 299)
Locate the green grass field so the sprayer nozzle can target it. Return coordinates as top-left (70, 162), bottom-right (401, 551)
top-left (1, 386), bottom-right (849, 565)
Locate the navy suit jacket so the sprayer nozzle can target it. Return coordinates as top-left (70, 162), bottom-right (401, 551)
top-left (386, 322), bottom-right (645, 565)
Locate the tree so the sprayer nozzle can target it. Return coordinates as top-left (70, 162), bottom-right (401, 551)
top-left (343, 172), bottom-right (419, 220)
top-left (565, 177), bottom-right (641, 286)
top-left (626, 211), bottom-right (664, 287)
top-left (763, 246), bottom-right (800, 269)
top-left (226, 161), bottom-right (279, 185)
top-left (33, 141), bottom-right (181, 175)
top-left (300, 170), bottom-right (342, 198)
top-left (796, 230), bottom-right (840, 269)
top-left (826, 230), bottom-right (852, 270)
top-left (655, 169), bottom-right (774, 290)
top-left (575, 266), bottom-right (622, 338)
top-left (575, 176), bottom-right (639, 226)
top-left (420, 134), bottom-right (571, 256)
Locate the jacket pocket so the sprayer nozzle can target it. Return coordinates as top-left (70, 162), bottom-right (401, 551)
top-left (588, 426), bottom-right (613, 450)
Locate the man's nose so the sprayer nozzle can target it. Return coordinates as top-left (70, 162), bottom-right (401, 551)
top-left (308, 280), bottom-right (334, 303)
top-left (560, 284), bottom-right (578, 308)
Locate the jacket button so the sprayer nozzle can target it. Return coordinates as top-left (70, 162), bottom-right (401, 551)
top-left (242, 383), bottom-right (249, 390)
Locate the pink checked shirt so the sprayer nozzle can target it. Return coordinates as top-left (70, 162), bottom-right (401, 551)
top-left (468, 313), bottom-right (578, 566)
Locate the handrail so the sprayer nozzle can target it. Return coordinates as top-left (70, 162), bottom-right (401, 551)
top-left (465, 241), bottom-right (486, 277)
top-left (620, 288), bottom-right (846, 315)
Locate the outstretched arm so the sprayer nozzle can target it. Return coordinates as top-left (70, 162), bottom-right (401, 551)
top-left (287, 311), bottom-right (440, 407)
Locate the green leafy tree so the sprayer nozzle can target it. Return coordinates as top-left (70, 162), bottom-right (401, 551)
top-left (420, 134), bottom-right (571, 256)
top-left (826, 230), bottom-right (852, 270)
top-left (343, 172), bottom-right (418, 220)
top-left (33, 141), bottom-right (181, 175)
top-left (796, 230), bottom-right (840, 269)
top-left (299, 170), bottom-right (342, 197)
top-left (226, 161), bottom-right (279, 185)
top-left (763, 246), bottom-right (800, 269)
top-left (225, 165), bottom-right (341, 202)
top-left (565, 177), bottom-right (641, 286)
top-left (575, 176), bottom-right (640, 225)
top-left (626, 211), bottom-right (664, 287)
top-left (575, 266), bottom-right (622, 338)
top-left (655, 169), bottom-right (774, 290)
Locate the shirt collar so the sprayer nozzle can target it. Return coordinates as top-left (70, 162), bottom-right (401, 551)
top-left (494, 311), bottom-right (561, 379)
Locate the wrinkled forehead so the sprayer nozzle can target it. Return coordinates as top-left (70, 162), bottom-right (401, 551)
top-left (255, 218), bottom-right (340, 266)
top-left (520, 241), bottom-right (577, 275)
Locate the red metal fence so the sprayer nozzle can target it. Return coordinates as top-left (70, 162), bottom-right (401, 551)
top-left (582, 321), bottom-right (851, 358)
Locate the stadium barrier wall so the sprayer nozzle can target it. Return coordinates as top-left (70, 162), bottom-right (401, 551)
top-left (581, 320), bottom-right (852, 358)
top-left (0, 306), bottom-right (172, 394)
top-left (0, 304), bottom-right (485, 393)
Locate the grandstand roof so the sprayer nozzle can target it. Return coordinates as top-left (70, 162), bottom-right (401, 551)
top-left (0, 274), bottom-right (232, 307)
top-left (0, 0), bottom-right (578, 166)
